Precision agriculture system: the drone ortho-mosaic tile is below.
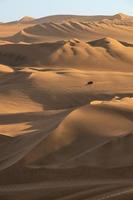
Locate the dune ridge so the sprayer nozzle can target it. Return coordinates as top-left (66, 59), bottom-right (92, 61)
top-left (0, 13), bottom-right (133, 43)
top-left (2, 19), bottom-right (133, 43)
top-left (0, 38), bottom-right (132, 71)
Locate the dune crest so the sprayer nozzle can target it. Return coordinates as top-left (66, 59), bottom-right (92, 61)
top-left (0, 64), bottom-right (14, 73)
top-left (19, 16), bottom-right (35, 23)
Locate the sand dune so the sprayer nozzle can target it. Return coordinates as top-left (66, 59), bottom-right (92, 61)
top-left (0, 38), bottom-right (132, 70)
top-left (0, 13), bottom-right (133, 43)
top-left (34, 13), bottom-right (130, 24)
top-left (0, 96), bottom-right (132, 199)
top-left (3, 19), bottom-right (133, 43)
top-left (22, 99), bottom-right (133, 168)
top-left (19, 16), bottom-right (35, 24)
top-left (0, 64), bottom-right (14, 73)
top-left (0, 13), bottom-right (133, 200)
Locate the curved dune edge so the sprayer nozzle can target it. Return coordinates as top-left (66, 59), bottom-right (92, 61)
top-left (0, 98), bottom-right (132, 200)
top-left (0, 98), bottom-right (132, 171)
top-left (22, 98), bottom-right (133, 169)
top-left (0, 64), bottom-right (14, 73)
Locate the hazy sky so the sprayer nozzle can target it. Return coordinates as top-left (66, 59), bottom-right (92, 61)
top-left (0, 0), bottom-right (132, 22)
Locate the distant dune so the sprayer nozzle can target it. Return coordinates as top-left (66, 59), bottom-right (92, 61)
top-left (0, 13), bottom-right (133, 43)
top-left (19, 16), bottom-right (35, 23)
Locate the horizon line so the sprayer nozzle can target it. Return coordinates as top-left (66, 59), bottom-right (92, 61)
top-left (1, 12), bottom-right (132, 24)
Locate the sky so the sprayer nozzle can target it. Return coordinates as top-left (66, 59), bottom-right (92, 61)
top-left (0, 0), bottom-right (132, 22)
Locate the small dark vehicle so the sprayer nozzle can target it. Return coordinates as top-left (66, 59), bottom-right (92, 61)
top-left (86, 81), bottom-right (93, 85)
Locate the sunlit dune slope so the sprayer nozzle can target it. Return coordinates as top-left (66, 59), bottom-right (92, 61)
top-left (0, 38), bottom-right (132, 70)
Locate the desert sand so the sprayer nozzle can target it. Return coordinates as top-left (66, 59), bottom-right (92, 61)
top-left (0, 13), bottom-right (132, 200)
